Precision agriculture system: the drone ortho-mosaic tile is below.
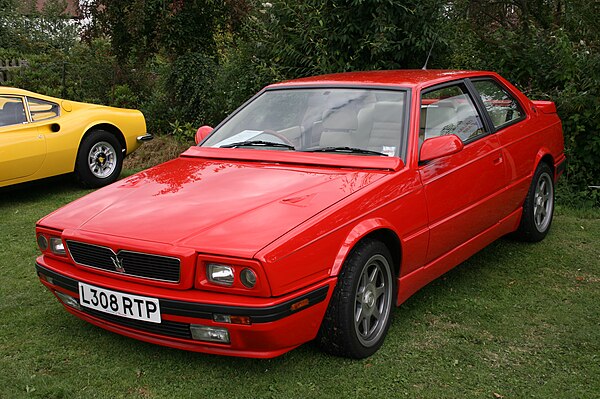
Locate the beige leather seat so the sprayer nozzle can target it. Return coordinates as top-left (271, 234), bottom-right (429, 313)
top-left (1, 101), bottom-right (27, 126)
top-left (357, 101), bottom-right (404, 151)
top-left (319, 107), bottom-right (359, 147)
top-left (423, 99), bottom-right (457, 139)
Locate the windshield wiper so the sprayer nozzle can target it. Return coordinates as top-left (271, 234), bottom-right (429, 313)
top-left (219, 140), bottom-right (296, 150)
top-left (305, 146), bottom-right (387, 156)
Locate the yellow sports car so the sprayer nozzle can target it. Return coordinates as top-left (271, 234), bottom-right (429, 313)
top-left (0, 87), bottom-right (151, 188)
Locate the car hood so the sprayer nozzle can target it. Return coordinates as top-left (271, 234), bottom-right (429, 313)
top-left (40, 155), bottom-right (388, 258)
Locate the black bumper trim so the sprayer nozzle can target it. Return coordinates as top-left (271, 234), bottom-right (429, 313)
top-left (37, 263), bottom-right (79, 292)
top-left (84, 307), bottom-right (193, 340)
top-left (36, 263), bottom-right (329, 323)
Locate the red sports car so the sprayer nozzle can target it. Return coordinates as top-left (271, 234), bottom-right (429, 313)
top-left (35, 70), bottom-right (565, 359)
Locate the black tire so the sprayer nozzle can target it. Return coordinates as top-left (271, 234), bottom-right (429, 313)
top-left (75, 130), bottom-right (123, 188)
top-left (514, 162), bottom-right (555, 242)
top-left (317, 239), bottom-right (396, 359)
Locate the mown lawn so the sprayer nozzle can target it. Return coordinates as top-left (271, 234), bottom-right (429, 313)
top-left (1, 177), bottom-right (598, 399)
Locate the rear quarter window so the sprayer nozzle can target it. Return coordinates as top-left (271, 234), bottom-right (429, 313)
top-left (27, 97), bottom-right (60, 121)
top-left (472, 80), bottom-right (524, 129)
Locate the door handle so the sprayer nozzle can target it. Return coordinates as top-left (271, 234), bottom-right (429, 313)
top-left (493, 155), bottom-right (503, 165)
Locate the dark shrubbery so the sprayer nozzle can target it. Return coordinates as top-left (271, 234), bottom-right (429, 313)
top-left (0, 0), bottom-right (598, 204)
top-left (445, 1), bottom-right (600, 205)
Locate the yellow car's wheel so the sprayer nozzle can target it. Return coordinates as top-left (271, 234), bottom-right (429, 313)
top-left (75, 130), bottom-right (123, 188)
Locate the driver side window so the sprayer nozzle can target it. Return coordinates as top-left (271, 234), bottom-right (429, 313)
top-left (420, 84), bottom-right (485, 144)
top-left (0, 96), bottom-right (27, 127)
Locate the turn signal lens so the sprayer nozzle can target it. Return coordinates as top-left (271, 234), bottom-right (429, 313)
top-left (213, 314), bottom-right (231, 323)
top-left (207, 263), bottom-right (234, 286)
top-left (213, 314), bottom-right (251, 325)
top-left (49, 237), bottom-right (66, 255)
top-left (230, 315), bottom-right (251, 325)
top-left (240, 268), bottom-right (257, 288)
top-left (291, 298), bottom-right (309, 311)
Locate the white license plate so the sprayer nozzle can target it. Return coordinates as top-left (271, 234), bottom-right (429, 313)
top-left (78, 282), bottom-right (161, 324)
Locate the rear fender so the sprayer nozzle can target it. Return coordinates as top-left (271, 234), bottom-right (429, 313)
top-left (531, 100), bottom-right (557, 114)
top-left (534, 148), bottom-right (554, 175)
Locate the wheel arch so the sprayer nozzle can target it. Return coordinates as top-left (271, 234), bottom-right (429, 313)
top-left (330, 219), bottom-right (402, 279)
top-left (514, 152), bottom-right (556, 242)
top-left (534, 148), bottom-right (555, 176)
top-left (79, 123), bottom-right (127, 156)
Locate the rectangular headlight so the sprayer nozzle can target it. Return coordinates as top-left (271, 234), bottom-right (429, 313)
top-left (49, 237), bottom-right (66, 255)
top-left (207, 263), bottom-right (234, 286)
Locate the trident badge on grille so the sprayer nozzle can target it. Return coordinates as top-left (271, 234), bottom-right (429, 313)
top-left (111, 255), bottom-right (125, 273)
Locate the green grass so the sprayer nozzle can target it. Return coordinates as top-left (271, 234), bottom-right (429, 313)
top-left (1, 179), bottom-right (599, 399)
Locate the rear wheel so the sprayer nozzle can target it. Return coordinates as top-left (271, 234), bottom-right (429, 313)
top-left (317, 239), bottom-right (396, 358)
top-left (515, 162), bottom-right (555, 242)
top-left (75, 130), bottom-right (123, 188)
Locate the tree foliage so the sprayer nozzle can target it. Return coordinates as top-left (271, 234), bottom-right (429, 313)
top-left (445, 0), bottom-right (600, 204)
top-left (246, 0), bottom-right (447, 78)
top-left (0, 0), bottom-right (80, 54)
top-left (0, 0), bottom-right (598, 203)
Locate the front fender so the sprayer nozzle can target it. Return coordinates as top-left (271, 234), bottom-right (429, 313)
top-left (330, 218), bottom-right (397, 277)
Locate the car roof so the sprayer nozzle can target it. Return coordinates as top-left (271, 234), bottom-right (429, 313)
top-left (268, 69), bottom-right (497, 90)
top-left (0, 86), bottom-right (61, 101)
top-left (2, 86), bottom-right (41, 96)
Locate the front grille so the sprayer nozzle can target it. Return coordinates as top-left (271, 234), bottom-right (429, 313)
top-left (83, 307), bottom-right (192, 340)
top-left (66, 241), bottom-right (180, 283)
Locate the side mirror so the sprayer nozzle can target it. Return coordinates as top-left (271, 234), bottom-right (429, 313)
top-left (195, 125), bottom-right (213, 144)
top-left (419, 134), bottom-right (463, 162)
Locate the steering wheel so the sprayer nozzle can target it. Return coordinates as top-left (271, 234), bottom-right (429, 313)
top-left (260, 130), bottom-right (296, 147)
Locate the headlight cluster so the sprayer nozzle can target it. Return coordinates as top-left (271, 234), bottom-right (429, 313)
top-left (37, 231), bottom-right (66, 256)
top-left (197, 256), bottom-right (268, 296)
top-left (207, 263), bottom-right (257, 289)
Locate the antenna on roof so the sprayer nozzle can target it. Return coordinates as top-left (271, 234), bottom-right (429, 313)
top-left (422, 36), bottom-right (437, 70)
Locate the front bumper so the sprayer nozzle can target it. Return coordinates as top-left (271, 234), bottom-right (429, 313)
top-left (36, 261), bottom-right (333, 358)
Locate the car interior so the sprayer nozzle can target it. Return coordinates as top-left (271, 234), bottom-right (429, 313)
top-left (0, 99), bottom-right (27, 127)
top-left (305, 92), bottom-right (405, 155)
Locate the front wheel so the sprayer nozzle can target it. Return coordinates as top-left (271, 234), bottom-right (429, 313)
top-left (75, 130), bottom-right (123, 188)
top-left (514, 162), bottom-right (555, 242)
top-left (317, 239), bottom-right (396, 359)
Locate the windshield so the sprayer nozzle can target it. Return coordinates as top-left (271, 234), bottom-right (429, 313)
top-left (202, 88), bottom-right (408, 158)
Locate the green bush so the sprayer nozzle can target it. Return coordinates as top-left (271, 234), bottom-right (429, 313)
top-left (2, 39), bottom-right (121, 105)
top-left (1, 0), bottom-right (598, 205)
top-left (246, 0), bottom-right (447, 77)
top-left (169, 120), bottom-right (197, 143)
top-left (204, 42), bottom-right (279, 125)
top-left (446, 11), bottom-right (600, 205)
